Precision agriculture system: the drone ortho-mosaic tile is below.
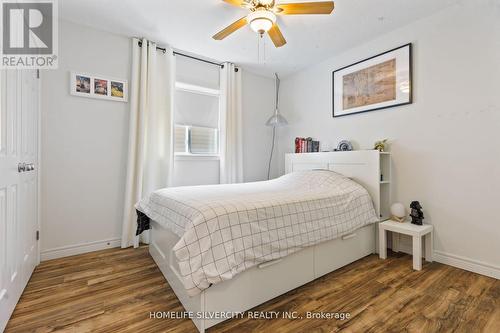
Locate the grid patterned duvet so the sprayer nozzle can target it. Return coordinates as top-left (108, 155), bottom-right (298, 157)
top-left (137, 170), bottom-right (378, 296)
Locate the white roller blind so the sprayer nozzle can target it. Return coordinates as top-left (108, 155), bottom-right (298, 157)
top-left (174, 90), bottom-right (219, 128)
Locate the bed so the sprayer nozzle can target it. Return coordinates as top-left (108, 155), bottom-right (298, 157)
top-left (138, 150), bottom-right (390, 332)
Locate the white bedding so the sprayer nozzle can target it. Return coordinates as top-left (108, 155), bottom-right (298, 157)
top-left (137, 170), bottom-right (378, 296)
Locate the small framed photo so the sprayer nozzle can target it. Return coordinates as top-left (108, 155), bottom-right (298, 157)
top-left (73, 74), bottom-right (91, 95)
top-left (93, 78), bottom-right (108, 96)
top-left (332, 43), bottom-right (412, 117)
top-left (70, 71), bottom-right (128, 102)
top-left (110, 80), bottom-right (128, 101)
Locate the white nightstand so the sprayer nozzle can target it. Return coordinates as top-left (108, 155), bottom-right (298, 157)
top-left (379, 220), bottom-right (433, 270)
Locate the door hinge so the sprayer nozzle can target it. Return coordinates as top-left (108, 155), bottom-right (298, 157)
top-left (36, 230), bottom-right (40, 241)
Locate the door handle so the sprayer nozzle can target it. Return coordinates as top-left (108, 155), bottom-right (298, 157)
top-left (17, 162), bottom-right (35, 172)
top-left (18, 162), bottom-right (27, 173)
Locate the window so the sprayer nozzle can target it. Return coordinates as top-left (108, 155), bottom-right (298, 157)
top-left (174, 57), bottom-right (220, 157)
top-left (174, 125), bottom-right (189, 154)
top-left (175, 124), bottom-right (218, 155)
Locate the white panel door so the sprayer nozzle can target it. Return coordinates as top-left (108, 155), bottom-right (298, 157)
top-left (0, 69), bottom-right (39, 332)
top-left (20, 70), bottom-right (39, 284)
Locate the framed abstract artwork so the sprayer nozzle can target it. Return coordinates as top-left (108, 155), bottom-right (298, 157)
top-left (332, 43), bottom-right (412, 117)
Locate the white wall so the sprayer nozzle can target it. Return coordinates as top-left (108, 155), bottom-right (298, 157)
top-left (40, 20), bottom-right (131, 259)
top-left (173, 158), bottom-right (220, 186)
top-left (241, 71), bottom-right (277, 182)
top-left (278, 1), bottom-right (500, 276)
top-left (41, 21), bottom-right (275, 259)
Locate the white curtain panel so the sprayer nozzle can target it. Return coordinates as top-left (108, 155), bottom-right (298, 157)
top-left (121, 38), bottom-right (175, 248)
top-left (219, 63), bottom-right (244, 184)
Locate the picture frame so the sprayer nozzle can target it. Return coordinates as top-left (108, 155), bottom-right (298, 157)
top-left (332, 43), bottom-right (412, 117)
top-left (70, 71), bottom-right (128, 102)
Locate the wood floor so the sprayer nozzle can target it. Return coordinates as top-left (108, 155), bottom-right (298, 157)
top-left (6, 246), bottom-right (500, 333)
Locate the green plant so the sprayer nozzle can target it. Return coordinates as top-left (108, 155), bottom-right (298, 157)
top-left (374, 139), bottom-right (388, 152)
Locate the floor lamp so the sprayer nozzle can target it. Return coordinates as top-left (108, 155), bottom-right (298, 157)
top-left (266, 73), bottom-right (288, 180)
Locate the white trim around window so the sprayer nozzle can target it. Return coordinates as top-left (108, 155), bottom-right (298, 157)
top-left (175, 82), bottom-right (220, 96)
top-left (174, 154), bottom-right (220, 161)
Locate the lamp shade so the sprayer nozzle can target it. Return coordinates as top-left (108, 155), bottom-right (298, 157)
top-left (266, 109), bottom-right (288, 127)
top-left (266, 73), bottom-right (287, 127)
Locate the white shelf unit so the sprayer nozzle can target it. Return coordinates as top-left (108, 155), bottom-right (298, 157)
top-left (378, 152), bottom-right (392, 221)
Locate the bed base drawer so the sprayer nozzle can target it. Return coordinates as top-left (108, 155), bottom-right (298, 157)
top-left (204, 246), bottom-right (314, 327)
top-left (149, 221), bottom-right (375, 332)
top-left (314, 224), bottom-right (375, 277)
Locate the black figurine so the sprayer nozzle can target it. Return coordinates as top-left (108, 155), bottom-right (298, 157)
top-left (410, 201), bottom-right (424, 225)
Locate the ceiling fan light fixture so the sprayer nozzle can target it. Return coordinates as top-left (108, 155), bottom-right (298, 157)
top-left (247, 9), bottom-right (276, 34)
top-left (214, 0), bottom-right (335, 47)
top-left (259, 0), bottom-right (274, 5)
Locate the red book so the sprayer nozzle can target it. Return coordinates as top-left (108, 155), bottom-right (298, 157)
top-left (295, 138), bottom-right (300, 153)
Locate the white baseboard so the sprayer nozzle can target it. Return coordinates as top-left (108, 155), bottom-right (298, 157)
top-left (40, 238), bottom-right (499, 282)
top-left (433, 251), bottom-right (500, 280)
top-left (41, 238), bottom-right (121, 261)
top-left (390, 234), bottom-right (499, 280)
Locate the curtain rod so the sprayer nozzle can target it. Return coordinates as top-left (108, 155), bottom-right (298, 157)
top-left (174, 52), bottom-right (239, 71)
top-left (173, 51), bottom-right (224, 68)
top-left (137, 40), bottom-right (238, 71)
top-left (137, 40), bottom-right (166, 53)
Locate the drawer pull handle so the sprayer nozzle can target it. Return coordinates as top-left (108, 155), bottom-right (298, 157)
top-left (258, 259), bottom-right (282, 269)
top-left (342, 233), bottom-right (357, 240)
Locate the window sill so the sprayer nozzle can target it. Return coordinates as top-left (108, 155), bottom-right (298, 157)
top-left (174, 154), bottom-right (220, 161)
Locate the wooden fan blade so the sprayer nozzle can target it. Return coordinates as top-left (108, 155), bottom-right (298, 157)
top-left (268, 24), bottom-right (287, 47)
top-left (212, 17), bottom-right (248, 40)
top-left (277, 1), bottom-right (334, 15)
top-left (222, 0), bottom-right (246, 7)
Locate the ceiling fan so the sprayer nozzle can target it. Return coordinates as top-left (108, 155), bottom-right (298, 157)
top-left (213, 0), bottom-right (335, 48)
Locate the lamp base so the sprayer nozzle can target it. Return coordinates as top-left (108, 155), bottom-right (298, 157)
top-left (391, 215), bottom-right (406, 223)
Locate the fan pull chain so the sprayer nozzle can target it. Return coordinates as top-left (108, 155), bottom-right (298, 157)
top-left (263, 35), bottom-right (267, 64)
top-left (257, 33), bottom-right (260, 63)
top-left (257, 33), bottom-right (268, 65)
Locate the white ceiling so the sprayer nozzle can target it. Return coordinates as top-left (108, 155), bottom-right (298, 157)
top-left (59, 0), bottom-right (458, 76)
